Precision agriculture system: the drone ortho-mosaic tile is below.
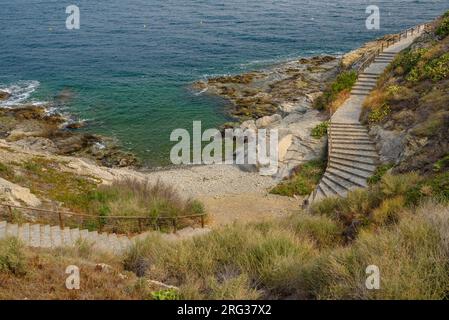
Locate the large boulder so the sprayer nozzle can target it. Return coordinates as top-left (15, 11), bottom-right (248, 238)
top-left (255, 114), bottom-right (282, 128)
top-left (0, 90), bottom-right (10, 101)
top-left (0, 177), bottom-right (42, 207)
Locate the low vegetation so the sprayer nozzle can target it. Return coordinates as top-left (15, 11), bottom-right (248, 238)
top-left (0, 158), bottom-right (205, 234)
top-left (311, 121), bottom-right (329, 139)
top-left (0, 237), bottom-right (149, 299)
top-left (1, 168), bottom-right (448, 299)
top-left (81, 178), bottom-right (206, 234)
top-left (362, 11), bottom-right (449, 173)
top-left (120, 171), bottom-right (449, 300)
top-left (270, 160), bottom-right (326, 197)
top-left (314, 71), bottom-right (357, 112)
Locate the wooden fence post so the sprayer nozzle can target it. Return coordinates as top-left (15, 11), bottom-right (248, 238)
top-left (138, 218), bottom-right (143, 232)
top-left (7, 205), bottom-right (13, 220)
top-left (201, 215), bottom-right (205, 228)
top-left (56, 206), bottom-right (64, 229)
top-left (172, 218), bottom-right (177, 233)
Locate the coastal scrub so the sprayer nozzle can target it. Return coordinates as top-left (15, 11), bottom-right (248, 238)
top-left (270, 160), bottom-right (326, 197)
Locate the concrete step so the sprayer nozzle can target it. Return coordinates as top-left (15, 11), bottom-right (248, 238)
top-left (327, 167), bottom-right (368, 188)
top-left (330, 154), bottom-right (378, 165)
top-left (0, 221), bottom-right (134, 255)
top-left (352, 84), bottom-right (376, 89)
top-left (0, 221), bottom-right (6, 239)
top-left (361, 72), bottom-right (382, 77)
top-left (313, 185), bottom-right (326, 202)
top-left (87, 231), bottom-right (99, 244)
top-left (51, 226), bottom-right (62, 247)
top-left (321, 175), bottom-right (349, 197)
top-left (351, 87), bottom-right (372, 92)
top-left (329, 157), bottom-right (377, 172)
top-left (318, 181), bottom-right (338, 198)
top-left (332, 148), bottom-right (379, 159)
top-left (41, 225), bottom-right (52, 248)
top-left (62, 227), bottom-right (72, 246)
top-left (351, 91), bottom-right (370, 96)
top-left (71, 228), bottom-right (80, 243)
top-left (324, 172), bottom-right (360, 191)
top-left (30, 224), bottom-right (41, 247)
top-left (6, 223), bottom-right (18, 238)
top-left (374, 59), bottom-right (394, 63)
top-left (329, 162), bottom-right (373, 179)
top-left (331, 133), bottom-right (371, 139)
top-left (330, 128), bottom-right (368, 133)
top-left (330, 122), bottom-right (364, 127)
top-left (18, 223), bottom-right (30, 244)
top-left (331, 139), bottom-right (374, 145)
top-left (80, 229), bottom-right (89, 240)
top-left (331, 143), bottom-right (377, 151)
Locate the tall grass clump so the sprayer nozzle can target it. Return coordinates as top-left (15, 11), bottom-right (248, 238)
top-left (123, 222), bottom-right (321, 299)
top-left (305, 205), bottom-right (449, 299)
top-left (86, 178), bottom-right (206, 234)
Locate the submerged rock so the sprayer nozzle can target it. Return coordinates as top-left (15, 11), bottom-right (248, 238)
top-left (0, 90), bottom-right (10, 101)
top-left (0, 105), bottom-right (138, 168)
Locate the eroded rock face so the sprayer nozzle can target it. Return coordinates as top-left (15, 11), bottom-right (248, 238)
top-left (369, 126), bottom-right (406, 164)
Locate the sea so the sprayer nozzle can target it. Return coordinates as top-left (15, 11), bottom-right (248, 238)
top-left (0, 0), bottom-right (447, 166)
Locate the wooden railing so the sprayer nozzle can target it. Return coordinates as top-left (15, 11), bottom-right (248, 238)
top-left (0, 203), bottom-right (207, 234)
top-left (306, 22), bottom-right (432, 206)
top-left (357, 23), bottom-right (430, 73)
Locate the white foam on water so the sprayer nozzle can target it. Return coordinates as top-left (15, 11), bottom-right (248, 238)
top-left (0, 80), bottom-right (46, 107)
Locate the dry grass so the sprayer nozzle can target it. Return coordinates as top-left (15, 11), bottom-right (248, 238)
top-left (85, 178), bottom-right (206, 234)
top-left (1, 170), bottom-right (448, 300)
top-left (0, 238), bottom-right (148, 300)
top-left (121, 170), bottom-right (449, 300)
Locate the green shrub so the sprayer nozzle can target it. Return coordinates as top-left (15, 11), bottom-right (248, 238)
top-left (311, 121), bottom-right (329, 139)
top-left (368, 103), bottom-right (391, 123)
top-left (393, 48), bottom-right (427, 76)
top-left (151, 289), bottom-right (180, 300)
top-left (0, 238), bottom-right (26, 276)
top-left (314, 71), bottom-right (357, 111)
top-left (270, 160), bottom-right (326, 197)
top-left (435, 15), bottom-right (449, 38)
top-left (367, 164), bottom-right (394, 185)
top-left (423, 53), bottom-right (449, 81)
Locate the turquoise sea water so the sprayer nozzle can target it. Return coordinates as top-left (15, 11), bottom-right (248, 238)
top-left (0, 0), bottom-right (447, 166)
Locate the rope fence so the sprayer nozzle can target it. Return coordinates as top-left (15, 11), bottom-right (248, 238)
top-left (0, 202), bottom-right (207, 234)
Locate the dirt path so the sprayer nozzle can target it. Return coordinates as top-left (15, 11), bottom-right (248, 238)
top-left (199, 192), bottom-right (300, 226)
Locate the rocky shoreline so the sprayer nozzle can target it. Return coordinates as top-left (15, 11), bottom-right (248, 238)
top-left (0, 32), bottom-right (399, 177)
top-left (191, 33), bottom-right (402, 179)
top-left (0, 102), bottom-right (137, 168)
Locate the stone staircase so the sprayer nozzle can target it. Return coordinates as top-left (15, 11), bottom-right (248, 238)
top-left (0, 220), bottom-right (132, 254)
top-left (307, 30), bottom-right (423, 204)
top-left (0, 219), bottom-right (211, 255)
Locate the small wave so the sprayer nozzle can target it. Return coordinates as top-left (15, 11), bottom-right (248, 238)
top-left (194, 87), bottom-right (209, 96)
top-left (0, 80), bottom-right (46, 107)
